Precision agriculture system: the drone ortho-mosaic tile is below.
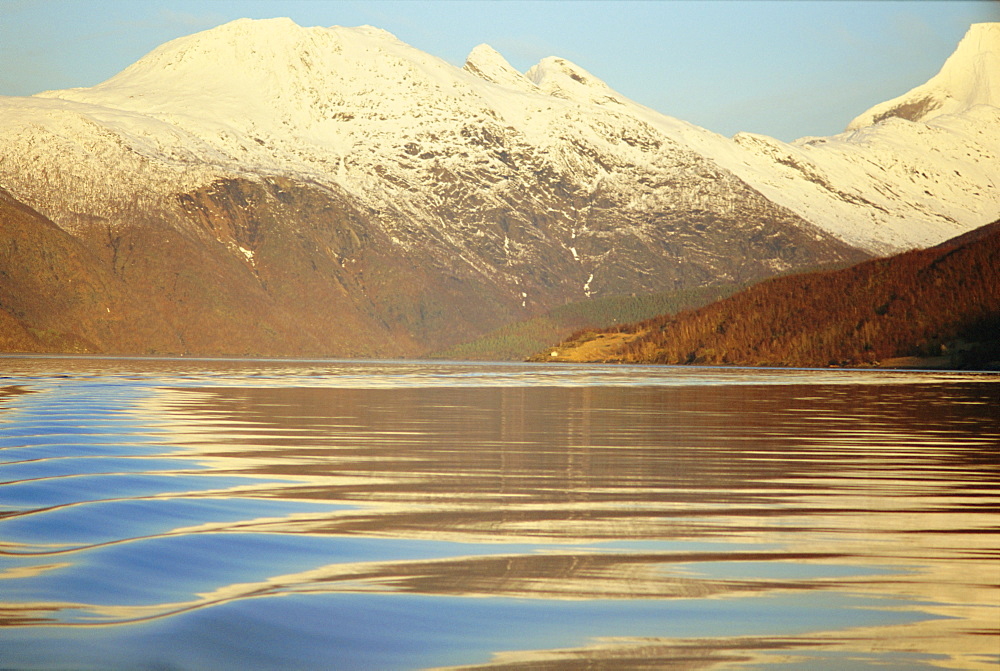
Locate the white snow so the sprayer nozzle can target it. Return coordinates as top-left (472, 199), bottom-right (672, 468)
top-left (526, 56), bottom-right (626, 108)
top-left (463, 44), bottom-right (538, 93)
top-left (0, 17), bottom-right (996, 255)
top-left (847, 23), bottom-right (1000, 130)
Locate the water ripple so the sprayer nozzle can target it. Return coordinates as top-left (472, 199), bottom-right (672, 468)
top-left (0, 358), bottom-right (997, 669)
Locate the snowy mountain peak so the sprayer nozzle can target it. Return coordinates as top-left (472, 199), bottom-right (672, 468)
top-left (349, 24), bottom-right (405, 41)
top-left (41, 17), bottom-right (412, 102)
top-left (463, 44), bottom-right (537, 92)
top-left (34, 16), bottom-right (474, 149)
top-left (1, 15), bottom-right (995, 272)
top-left (847, 22), bottom-right (1000, 130)
top-left (526, 57), bottom-right (625, 106)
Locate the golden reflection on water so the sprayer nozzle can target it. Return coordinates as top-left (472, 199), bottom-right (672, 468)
top-left (1, 364), bottom-right (998, 669)
top-left (130, 381), bottom-right (1000, 668)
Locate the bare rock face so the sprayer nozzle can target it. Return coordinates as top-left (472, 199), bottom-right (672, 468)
top-left (0, 19), bottom-right (995, 356)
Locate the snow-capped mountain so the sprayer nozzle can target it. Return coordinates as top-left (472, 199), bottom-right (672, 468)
top-left (847, 23), bottom-right (1000, 129)
top-left (0, 19), bottom-right (995, 356)
top-left (725, 22), bottom-right (1000, 253)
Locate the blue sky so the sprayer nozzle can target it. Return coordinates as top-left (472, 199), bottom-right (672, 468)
top-left (0, 1), bottom-right (996, 141)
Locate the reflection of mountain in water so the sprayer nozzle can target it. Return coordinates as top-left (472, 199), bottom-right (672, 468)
top-left (1, 364), bottom-right (998, 669)
top-left (160, 383), bottom-right (999, 543)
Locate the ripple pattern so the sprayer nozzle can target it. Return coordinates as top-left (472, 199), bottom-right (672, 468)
top-left (1, 357), bottom-right (998, 669)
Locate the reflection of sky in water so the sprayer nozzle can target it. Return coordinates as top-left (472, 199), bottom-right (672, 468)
top-left (0, 591), bottom-right (933, 670)
top-left (0, 358), bottom-right (997, 669)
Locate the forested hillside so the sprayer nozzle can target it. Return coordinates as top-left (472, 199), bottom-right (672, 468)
top-left (535, 221), bottom-right (1000, 369)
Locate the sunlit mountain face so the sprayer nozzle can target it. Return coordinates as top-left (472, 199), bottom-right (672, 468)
top-left (0, 20), bottom-right (996, 356)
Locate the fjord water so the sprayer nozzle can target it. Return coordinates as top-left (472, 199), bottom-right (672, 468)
top-left (0, 358), bottom-right (997, 670)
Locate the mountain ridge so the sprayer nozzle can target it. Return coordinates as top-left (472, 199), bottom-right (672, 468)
top-left (847, 22), bottom-right (1000, 129)
top-left (15, 18), bottom-right (998, 253)
top-left (0, 19), bottom-right (996, 356)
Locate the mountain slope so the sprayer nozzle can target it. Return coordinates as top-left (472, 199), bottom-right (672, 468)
top-left (430, 281), bottom-right (752, 361)
top-left (535, 220), bottom-right (1000, 369)
top-left (0, 182), bottom-right (411, 356)
top-left (847, 23), bottom-right (1000, 129)
top-left (0, 19), bottom-right (996, 356)
top-left (18, 18), bottom-right (995, 255)
top-left (0, 186), bottom-right (177, 353)
top-left (721, 22), bottom-right (1000, 254)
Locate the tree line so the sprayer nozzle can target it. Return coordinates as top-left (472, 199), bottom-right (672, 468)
top-left (548, 220), bottom-right (1000, 369)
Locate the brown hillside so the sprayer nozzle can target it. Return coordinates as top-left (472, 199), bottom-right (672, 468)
top-left (0, 179), bottom-right (522, 357)
top-left (0, 184), bottom-right (414, 356)
top-left (536, 220), bottom-right (1000, 369)
top-left (0, 188), bottom-right (179, 353)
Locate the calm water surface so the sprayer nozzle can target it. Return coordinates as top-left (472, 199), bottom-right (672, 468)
top-left (0, 357), bottom-right (997, 670)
